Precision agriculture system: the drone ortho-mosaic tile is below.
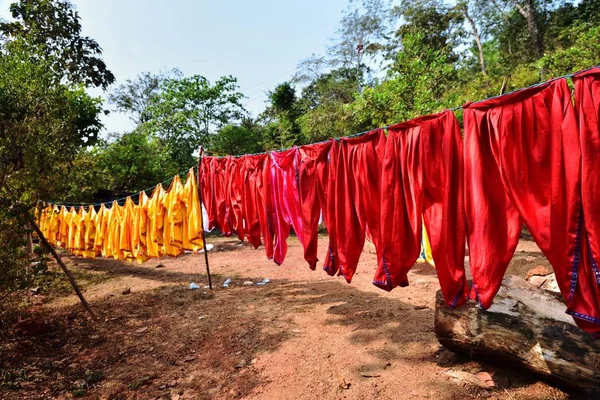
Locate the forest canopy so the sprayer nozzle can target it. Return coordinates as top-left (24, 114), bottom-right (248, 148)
top-left (0, 0), bottom-right (598, 295)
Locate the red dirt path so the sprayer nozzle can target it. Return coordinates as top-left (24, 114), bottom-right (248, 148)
top-left (0, 236), bottom-right (577, 399)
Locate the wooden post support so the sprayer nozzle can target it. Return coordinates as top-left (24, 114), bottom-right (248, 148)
top-left (197, 147), bottom-right (213, 290)
top-left (29, 217), bottom-right (97, 320)
top-left (434, 275), bottom-right (600, 392)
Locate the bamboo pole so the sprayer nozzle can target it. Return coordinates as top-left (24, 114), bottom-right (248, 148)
top-left (197, 147), bottom-right (213, 290)
top-left (29, 217), bottom-right (97, 320)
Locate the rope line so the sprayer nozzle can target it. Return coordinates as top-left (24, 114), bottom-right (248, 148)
top-left (44, 65), bottom-right (598, 208)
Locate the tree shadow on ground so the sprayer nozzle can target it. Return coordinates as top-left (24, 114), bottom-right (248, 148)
top-left (0, 249), bottom-right (576, 400)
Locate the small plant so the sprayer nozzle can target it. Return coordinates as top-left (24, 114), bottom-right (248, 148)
top-left (0, 368), bottom-right (27, 390)
top-left (128, 375), bottom-right (152, 390)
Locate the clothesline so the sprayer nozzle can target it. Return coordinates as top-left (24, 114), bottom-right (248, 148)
top-left (199, 67), bottom-right (600, 335)
top-left (44, 166), bottom-right (198, 208)
top-left (44, 65), bottom-right (598, 209)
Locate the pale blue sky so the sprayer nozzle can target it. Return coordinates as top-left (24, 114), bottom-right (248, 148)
top-left (0, 0), bottom-right (350, 134)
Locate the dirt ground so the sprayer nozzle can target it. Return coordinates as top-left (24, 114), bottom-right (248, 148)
top-left (0, 235), bottom-right (584, 400)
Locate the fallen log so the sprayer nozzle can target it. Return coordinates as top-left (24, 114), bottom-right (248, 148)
top-left (434, 275), bottom-right (600, 391)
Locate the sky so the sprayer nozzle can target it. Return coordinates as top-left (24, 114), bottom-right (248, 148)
top-left (0, 0), bottom-right (349, 134)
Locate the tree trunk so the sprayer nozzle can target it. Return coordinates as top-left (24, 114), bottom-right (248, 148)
top-left (25, 231), bottom-right (33, 257)
top-left (513, 0), bottom-right (544, 59)
top-left (460, 5), bottom-right (487, 76)
top-left (29, 217), bottom-right (97, 321)
top-left (435, 275), bottom-right (600, 392)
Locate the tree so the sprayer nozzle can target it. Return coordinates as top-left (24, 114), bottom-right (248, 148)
top-left (509, 0), bottom-right (544, 59)
top-left (261, 82), bottom-right (304, 149)
top-left (0, 0), bottom-right (110, 299)
top-left (299, 67), bottom-right (359, 110)
top-left (108, 69), bottom-right (182, 125)
top-left (210, 120), bottom-right (264, 156)
top-left (143, 75), bottom-right (247, 171)
top-left (97, 131), bottom-right (172, 193)
top-left (0, 0), bottom-right (115, 89)
top-left (328, 0), bottom-right (391, 92)
top-left (389, 0), bottom-right (464, 65)
top-left (293, 54), bottom-right (328, 84)
top-left (457, 0), bottom-right (488, 75)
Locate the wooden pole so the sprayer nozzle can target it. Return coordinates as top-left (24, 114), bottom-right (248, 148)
top-left (197, 147), bottom-right (213, 290)
top-left (29, 217), bottom-right (97, 320)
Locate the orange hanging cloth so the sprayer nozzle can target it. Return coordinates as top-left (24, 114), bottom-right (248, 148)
top-left (119, 197), bottom-right (136, 262)
top-left (105, 201), bottom-right (123, 259)
top-left (162, 176), bottom-right (185, 257)
top-left (183, 167), bottom-right (204, 251)
top-left (72, 206), bottom-right (86, 256)
top-left (148, 184), bottom-right (166, 258)
top-left (133, 191), bottom-right (150, 263)
top-left (66, 207), bottom-right (77, 251)
top-left (83, 205), bottom-right (98, 258)
top-left (58, 206), bottom-right (68, 247)
top-left (94, 204), bottom-right (107, 256)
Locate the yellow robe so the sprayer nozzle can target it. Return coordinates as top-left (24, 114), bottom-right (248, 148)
top-left (106, 201), bottom-right (124, 259)
top-left (72, 207), bottom-right (86, 256)
top-left (147, 184), bottom-right (166, 258)
top-left (83, 205), bottom-right (98, 258)
top-left (119, 197), bottom-right (136, 262)
top-left (417, 220), bottom-right (435, 267)
top-left (47, 206), bottom-right (60, 246)
top-left (162, 177), bottom-right (184, 257)
top-left (133, 191), bottom-right (150, 263)
top-left (58, 206), bottom-right (69, 247)
top-left (182, 168), bottom-right (204, 251)
top-left (94, 204), bottom-right (107, 256)
top-left (66, 207), bottom-right (78, 251)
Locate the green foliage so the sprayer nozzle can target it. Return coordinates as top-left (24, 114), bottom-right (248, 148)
top-left (539, 24), bottom-right (600, 77)
top-left (0, 0), bottom-right (111, 298)
top-left (143, 75), bottom-right (246, 171)
top-left (97, 131), bottom-right (172, 193)
top-left (0, 52), bottom-right (104, 205)
top-left (0, 206), bottom-right (29, 294)
top-left (56, 130), bottom-right (173, 203)
top-left (210, 121), bottom-right (264, 156)
top-left (329, 0), bottom-right (391, 89)
top-left (0, 0), bottom-right (115, 89)
top-left (262, 83), bottom-right (304, 149)
top-left (108, 69), bottom-right (181, 125)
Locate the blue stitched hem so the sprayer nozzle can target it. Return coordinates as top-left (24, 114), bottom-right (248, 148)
top-left (338, 263), bottom-right (353, 283)
top-left (450, 280), bottom-right (466, 308)
top-left (585, 233), bottom-right (600, 288)
top-left (372, 279), bottom-right (392, 292)
top-left (566, 309), bottom-right (600, 325)
top-left (569, 210), bottom-right (583, 302)
top-left (374, 253), bottom-right (393, 291)
top-left (323, 243), bottom-right (337, 274)
top-left (471, 281), bottom-right (485, 308)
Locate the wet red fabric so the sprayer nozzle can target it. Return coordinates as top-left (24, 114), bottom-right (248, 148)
top-left (334, 130), bottom-right (386, 283)
top-left (373, 111), bottom-right (468, 308)
top-left (572, 68), bottom-right (600, 332)
top-left (270, 148), bottom-right (304, 265)
top-left (463, 79), bottom-right (582, 318)
top-left (241, 154), bottom-right (267, 249)
top-left (224, 156), bottom-right (245, 241)
top-left (201, 157), bottom-right (231, 236)
top-left (259, 154), bottom-right (276, 261)
top-left (199, 157), bottom-right (217, 231)
top-left (298, 140), bottom-right (340, 271)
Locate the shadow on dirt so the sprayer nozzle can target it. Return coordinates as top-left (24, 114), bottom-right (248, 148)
top-left (0, 245), bottom-right (574, 400)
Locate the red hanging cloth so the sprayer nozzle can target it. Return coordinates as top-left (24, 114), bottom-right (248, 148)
top-left (334, 129), bottom-right (386, 283)
top-left (463, 79), bottom-right (596, 332)
top-left (373, 111), bottom-right (468, 308)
